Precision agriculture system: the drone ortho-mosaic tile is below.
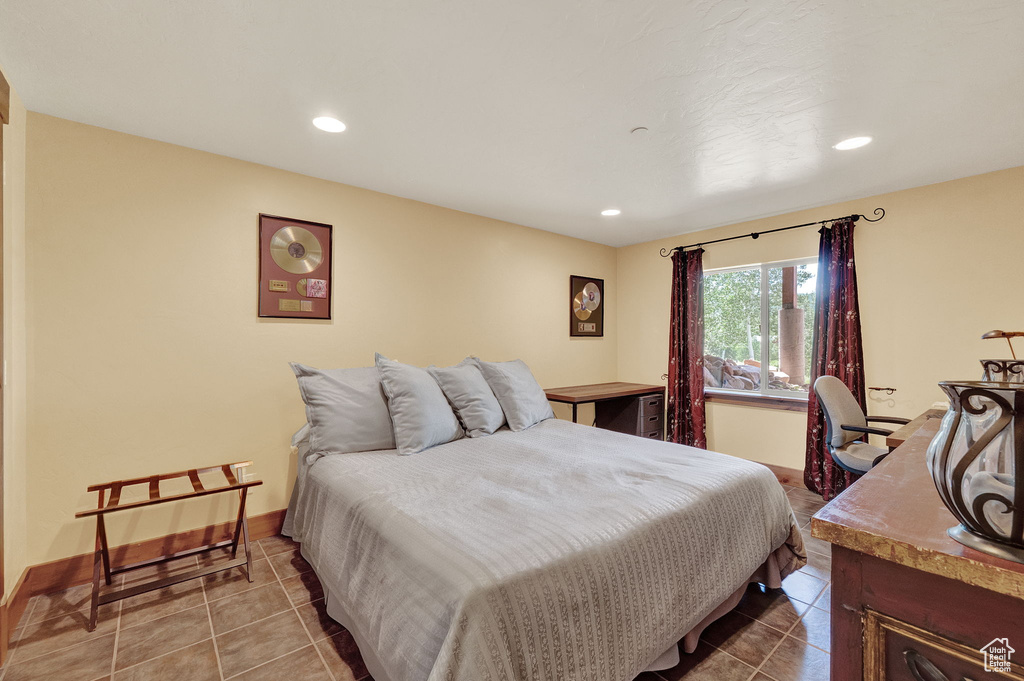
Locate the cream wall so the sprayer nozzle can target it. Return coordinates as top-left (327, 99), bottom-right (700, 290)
top-left (24, 113), bottom-right (617, 565)
top-left (617, 166), bottom-right (1024, 470)
top-left (19, 108), bottom-right (1024, 568)
top-left (2, 65), bottom-right (28, 598)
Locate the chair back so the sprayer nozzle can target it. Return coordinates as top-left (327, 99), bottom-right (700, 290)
top-left (813, 375), bottom-right (867, 448)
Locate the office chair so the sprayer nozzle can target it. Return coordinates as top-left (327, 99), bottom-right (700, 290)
top-left (813, 375), bottom-right (911, 475)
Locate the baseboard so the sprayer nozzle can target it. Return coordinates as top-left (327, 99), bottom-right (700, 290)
top-left (763, 463), bottom-right (806, 488)
top-left (6, 508), bottom-right (285, 634)
top-left (0, 566), bottom-right (30, 665)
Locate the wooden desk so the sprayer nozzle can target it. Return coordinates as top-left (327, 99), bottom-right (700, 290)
top-left (544, 382), bottom-right (665, 439)
top-left (813, 416), bottom-right (1024, 680)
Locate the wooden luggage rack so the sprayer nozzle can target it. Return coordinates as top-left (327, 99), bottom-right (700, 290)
top-left (75, 461), bottom-right (263, 631)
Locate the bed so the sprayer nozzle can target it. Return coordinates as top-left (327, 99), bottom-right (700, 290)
top-left (283, 417), bottom-right (805, 681)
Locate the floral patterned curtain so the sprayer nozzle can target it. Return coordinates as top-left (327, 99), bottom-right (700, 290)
top-left (668, 248), bottom-right (707, 448)
top-left (804, 218), bottom-right (866, 499)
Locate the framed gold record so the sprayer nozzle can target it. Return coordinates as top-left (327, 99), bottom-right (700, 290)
top-left (569, 275), bottom-right (604, 337)
top-left (259, 214), bottom-right (333, 319)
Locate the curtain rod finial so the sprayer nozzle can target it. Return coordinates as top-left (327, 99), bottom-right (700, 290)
top-left (862, 207), bottom-right (885, 222)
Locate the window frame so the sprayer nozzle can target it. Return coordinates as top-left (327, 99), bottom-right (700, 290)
top-left (702, 256), bottom-right (816, 405)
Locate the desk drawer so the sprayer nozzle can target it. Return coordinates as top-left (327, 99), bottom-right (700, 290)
top-left (640, 395), bottom-right (664, 417)
top-left (640, 412), bottom-right (662, 430)
top-left (641, 429), bottom-right (663, 440)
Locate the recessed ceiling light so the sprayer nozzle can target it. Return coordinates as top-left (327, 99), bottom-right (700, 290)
top-left (313, 116), bottom-right (346, 133)
top-left (601, 209), bottom-right (621, 216)
top-left (833, 136), bottom-right (872, 150)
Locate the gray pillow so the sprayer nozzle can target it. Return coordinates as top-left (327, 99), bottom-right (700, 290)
top-left (427, 359), bottom-right (506, 437)
top-left (376, 353), bottom-right (464, 455)
top-left (472, 358), bottom-right (554, 431)
top-left (290, 363), bottom-right (396, 454)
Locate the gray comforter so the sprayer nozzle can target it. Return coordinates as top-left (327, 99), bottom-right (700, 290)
top-left (285, 418), bottom-right (804, 681)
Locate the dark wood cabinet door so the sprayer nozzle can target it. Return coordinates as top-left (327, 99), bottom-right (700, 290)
top-left (866, 610), bottom-right (1024, 681)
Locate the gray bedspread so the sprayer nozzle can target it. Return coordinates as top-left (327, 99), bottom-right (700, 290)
top-left (285, 418), bottom-right (805, 681)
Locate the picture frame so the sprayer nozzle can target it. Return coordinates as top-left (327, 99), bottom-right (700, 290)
top-left (570, 275), bottom-right (604, 337)
top-left (258, 214), bottom-right (333, 319)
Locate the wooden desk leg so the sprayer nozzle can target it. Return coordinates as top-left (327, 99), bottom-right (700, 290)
top-left (572, 404), bottom-right (578, 423)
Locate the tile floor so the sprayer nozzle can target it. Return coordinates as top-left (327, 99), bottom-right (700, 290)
top-left (0, 536), bottom-right (367, 681)
top-left (0, 484), bottom-right (829, 681)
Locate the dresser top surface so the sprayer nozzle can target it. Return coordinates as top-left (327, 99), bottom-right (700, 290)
top-left (811, 416), bottom-right (1024, 598)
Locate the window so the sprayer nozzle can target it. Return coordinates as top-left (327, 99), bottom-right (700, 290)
top-left (703, 259), bottom-right (817, 399)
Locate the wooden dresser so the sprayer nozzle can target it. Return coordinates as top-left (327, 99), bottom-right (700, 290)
top-left (544, 382), bottom-right (665, 439)
top-left (813, 416), bottom-right (1024, 680)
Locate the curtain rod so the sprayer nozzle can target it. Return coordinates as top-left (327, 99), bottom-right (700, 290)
top-left (658, 207), bottom-right (886, 257)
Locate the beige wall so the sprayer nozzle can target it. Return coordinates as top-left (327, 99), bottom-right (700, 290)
top-left (18, 108), bottom-right (1024, 568)
top-left (2, 65), bottom-right (29, 598)
top-left (617, 165), bottom-right (1024, 470)
top-left (24, 113), bottom-right (617, 565)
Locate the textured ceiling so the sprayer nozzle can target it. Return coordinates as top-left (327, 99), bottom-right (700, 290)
top-left (2, 0), bottom-right (1022, 246)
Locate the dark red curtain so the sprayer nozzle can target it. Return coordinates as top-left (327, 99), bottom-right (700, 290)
top-left (668, 248), bottom-right (707, 448)
top-left (804, 218), bottom-right (865, 499)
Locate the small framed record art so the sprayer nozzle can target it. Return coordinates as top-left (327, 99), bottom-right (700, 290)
top-left (569, 275), bottom-right (604, 337)
top-left (258, 214), bottom-right (333, 319)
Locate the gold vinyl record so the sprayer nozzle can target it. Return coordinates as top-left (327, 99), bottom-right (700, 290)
top-left (573, 292), bottom-right (592, 320)
top-left (270, 226), bottom-right (323, 274)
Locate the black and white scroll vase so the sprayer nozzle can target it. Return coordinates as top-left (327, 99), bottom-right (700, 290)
top-left (926, 381), bottom-right (1024, 564)
top-left (981, 359), bottom-right (1024, 383)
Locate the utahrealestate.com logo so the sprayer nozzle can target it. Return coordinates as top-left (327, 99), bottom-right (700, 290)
top-left (981, 638), bottom-right (1015, 673)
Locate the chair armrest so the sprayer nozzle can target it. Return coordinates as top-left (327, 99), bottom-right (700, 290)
top-left (841, 424), bottom-right (895, 437)
top-left (871, 452), bottom-right (890, 467)
top-left (867, 416), bottom-right (912, 425)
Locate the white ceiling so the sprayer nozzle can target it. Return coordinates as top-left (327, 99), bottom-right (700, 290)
top-left (2, 1), bottom-right (1023, 246)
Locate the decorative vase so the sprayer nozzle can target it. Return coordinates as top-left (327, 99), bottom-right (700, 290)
top-left (980, 359), bottom-right (1024, 382)
top-left (927, 381), bottom-right (1024, 563)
